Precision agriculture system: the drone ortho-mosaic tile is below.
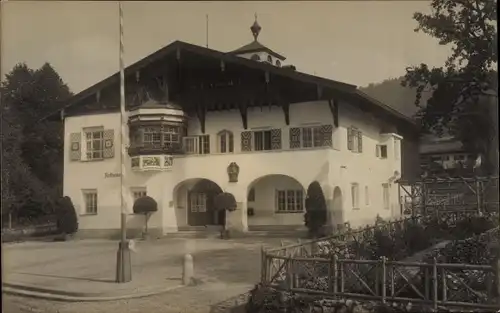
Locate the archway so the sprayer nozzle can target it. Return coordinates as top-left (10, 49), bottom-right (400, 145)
top-left (247, 174), bottom-right (306, 227)
top-left (173, 178), bottom-right (223, 227)
top-left (331, 187), bottom-right (344, 229)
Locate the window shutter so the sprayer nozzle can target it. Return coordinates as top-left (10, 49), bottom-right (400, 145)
top-left (270, 129), bottom-right (282, 150)
top-left (69, 133), bottom-right (81, 161)
top-left (103, 129), bottom-right (115, 158)
top-left (321, 125), bottom-right (333, 147)
top-left (347, 127), bottom-right (353, 150)
top-left (357, 131), bottom-right (363, 153)
top-left (289, 127), bottom-right (301, 149)
top-left (241, 131), bottom-right (252, 151)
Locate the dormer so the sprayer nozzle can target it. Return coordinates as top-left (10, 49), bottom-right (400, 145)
top-left (228, 15), bottom-right (286, 67)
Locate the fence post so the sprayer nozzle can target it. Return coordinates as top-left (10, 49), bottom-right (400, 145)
top-left (432, 257), bottom-right (438, 311)
top-left (476, 179), bottom-right (482, 215)
top-left (381, 256), bottom-right (387, 304)
top-left (286, 256), bottom-right (293, 290)
top-left (332, 255), bottom-right (338, 297)
top-left (496, 257), bottom-right (500, 306)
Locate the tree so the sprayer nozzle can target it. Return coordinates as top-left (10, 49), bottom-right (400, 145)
top-left (1, 62), bottom-right (71, 223)
top-left (132, 196), bottom-right (158, 238)
top-left (402, 0), bottom-right (497, 173)
top-left (304, 181), bottom-right (327, 238)
top-left (56, 196), bottom-right (78, 236)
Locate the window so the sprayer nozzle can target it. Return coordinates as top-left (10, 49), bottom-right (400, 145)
top-left (217, 130), bottom-right (234, 153)
top-left (132, 187), bottom-right (147, 201)
top-left (84, 128), bottom-right (104, 160)
top-left (351, 183), bottom-right (359, 209)
top-left (183, 135), bottom-right (210, 155)
top-left (376, 145), bottom-right (388, 158)
top-left (276, 190), bottom-right (303, 212)
top-left (143, 127), bottom-right (162, 146)
top-left (251, 54), bottom-right (260, 61)
top-left (247, 188), bottom-right (255, 202)
top-left (83, 189), bottom-right (98, 215)
top-left (301, 126), bottom-right (323, 148)
top-left (162, 126), bottom-right (180, 148)
top-left (365, 186), bottom-right (370, 206)
top-left (267, 55), bottom-right (273, 63)
top-left (394, 138), bottom-right (401, 159)
top-left (276, 60), bottom-right (281, 67)
top-left (254, 130), bottom-right (273, 151)
top-left (142, 126), bottom-right (180, 148)
top-left (382, 183), bottom-right (390, 210)
top-left (347, 127), bottom-right (363, 153)
top-left (190, 193), bottom-right (207, 212)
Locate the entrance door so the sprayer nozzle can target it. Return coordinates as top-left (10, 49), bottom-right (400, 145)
top-left (188, 192), bottom-right (208, 226)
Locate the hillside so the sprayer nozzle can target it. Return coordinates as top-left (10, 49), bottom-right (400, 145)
top-left (359, 77), bottom-right (431, 118)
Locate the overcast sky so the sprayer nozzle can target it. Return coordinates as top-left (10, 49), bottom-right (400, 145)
top-left (2, 1), bottom-right (452, 94)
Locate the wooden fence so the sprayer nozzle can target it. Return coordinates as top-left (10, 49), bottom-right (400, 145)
top-left (399, 176), bottom-right (499, 216)
top-left (262, 255), bottom-right (500, 310)
top-left (261, 210), bottom-right (500, 310)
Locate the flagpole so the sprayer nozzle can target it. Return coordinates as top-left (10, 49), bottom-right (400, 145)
top-left (116, 1), bottom-right (131, 283)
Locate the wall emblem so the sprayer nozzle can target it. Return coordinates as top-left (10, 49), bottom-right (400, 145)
top-left (227, 162), bottom-right (240, 183)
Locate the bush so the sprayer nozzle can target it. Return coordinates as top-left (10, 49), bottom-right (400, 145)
top-left (304, 181), bottom-right (327, 238)
top-left (214, 192), bottom-right (237, 212)
top-left (55, 196), bottom-right (78, 234)
top-left (132, 196), bottom-right (158, 214)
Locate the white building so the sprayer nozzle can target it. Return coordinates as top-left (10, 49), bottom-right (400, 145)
top-left (58, 20), bottom-right (419, 238)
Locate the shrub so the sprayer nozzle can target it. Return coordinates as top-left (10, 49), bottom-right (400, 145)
top-left (214, 192), bottom-right (237, 212)
top-left (132, 196), bottom-right (158, 236)
top-left (55, 196), bottom-right (78, 235)
top-left (304, 181), bottom-right (327, 238)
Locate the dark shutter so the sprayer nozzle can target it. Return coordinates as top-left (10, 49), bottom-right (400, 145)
top-left (241, 131), bottom-right (252, 151)
top-left (69, 132), bottom-right (81, 161)
top-left (347, 127), bottom-right (353, 151)
top-left (357, 131), bottom-right (363, 153)
top-left (289, 127), bottom-right (301, 149)
top-left (103, 129), bottom-right (115, 158)
top-left (270, 128), bottom-right (282, 150)
top-left (321, 125), bottom-right (333, 147)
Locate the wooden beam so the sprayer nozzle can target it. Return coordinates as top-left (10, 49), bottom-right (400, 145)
top-left (282, 102), bottom-right (290, 125)
top-left (328, 99), bottom-right (339, 127)
top-left (239, 101), bottom-right (248, 130)
top-left (96, 90), bottom-right (101, 103)
top-left (317, 85), bottom-right (323, 100)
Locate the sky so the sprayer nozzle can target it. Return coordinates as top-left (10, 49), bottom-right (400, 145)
top-left (1, 1), bottom-right (452, 94)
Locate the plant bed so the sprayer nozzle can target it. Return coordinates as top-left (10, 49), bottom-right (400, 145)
top-left (264, 212), bottom-right (499, 309)
top-left (245, 284), bottom-right (486, 313)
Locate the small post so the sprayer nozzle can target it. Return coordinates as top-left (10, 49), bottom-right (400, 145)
top-left (476, 179), bottom-right (482, 215)
top-left (441, 267), bottom-right (447, 303)
top-left (182, 254), bottom-right (194, 286)
top-left (286, 257), bottom-right (293, 290)
top-left (496, 257), bottom-right (500, 306)
top-left (432, 257), bottom-right (438, 311)
top-left (332, 255), bottom-right (338, 297)
top-left (260, 245), bottom-right (266, 283)
top-left (381, 256), bottom-right (387, 304)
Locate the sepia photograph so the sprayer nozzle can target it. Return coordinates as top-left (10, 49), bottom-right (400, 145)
top-left (1, 1), bottom-right (498, 312)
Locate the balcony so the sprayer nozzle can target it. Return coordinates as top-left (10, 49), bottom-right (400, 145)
top-left (131, 155), bottom-right (174, 172)
top-left (127, 143), bottom-right (183, 157)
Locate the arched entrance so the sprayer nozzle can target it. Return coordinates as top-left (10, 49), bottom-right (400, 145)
top-left (247, 174), bottom-right (306, 226)
top-left (332, 187), bottom-right (344, 228)
top-left (174, 179), bottom-right (223, 227)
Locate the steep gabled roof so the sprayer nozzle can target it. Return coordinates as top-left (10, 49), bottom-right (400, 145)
top-left (228, 40), bottom-right (286, 60)
top-left (41, 40), bottom-right (417, 132)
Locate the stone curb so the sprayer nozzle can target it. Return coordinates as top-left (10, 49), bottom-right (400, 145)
top-left (2, 282), bottom-right (185, 302)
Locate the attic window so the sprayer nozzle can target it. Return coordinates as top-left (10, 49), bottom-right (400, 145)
top-left (267, 55), bottom-right (272, 63)
top-left (251, 54), bottom-right (260, 61)
top-left (276, 60), bottom-right (281, 67)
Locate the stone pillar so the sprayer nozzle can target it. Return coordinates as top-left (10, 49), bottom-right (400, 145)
top-left (224, 185), bottom-right (248, 233)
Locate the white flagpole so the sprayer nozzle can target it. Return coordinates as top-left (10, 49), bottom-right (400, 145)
top-left (116, 1), bottom-right (131, 283)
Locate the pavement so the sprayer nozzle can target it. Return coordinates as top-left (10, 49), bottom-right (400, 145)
top-left (2, 236), bottom-right (295, 311)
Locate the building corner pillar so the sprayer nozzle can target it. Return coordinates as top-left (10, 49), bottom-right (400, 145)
top-left (224, 184), bottom-right (248, 233)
